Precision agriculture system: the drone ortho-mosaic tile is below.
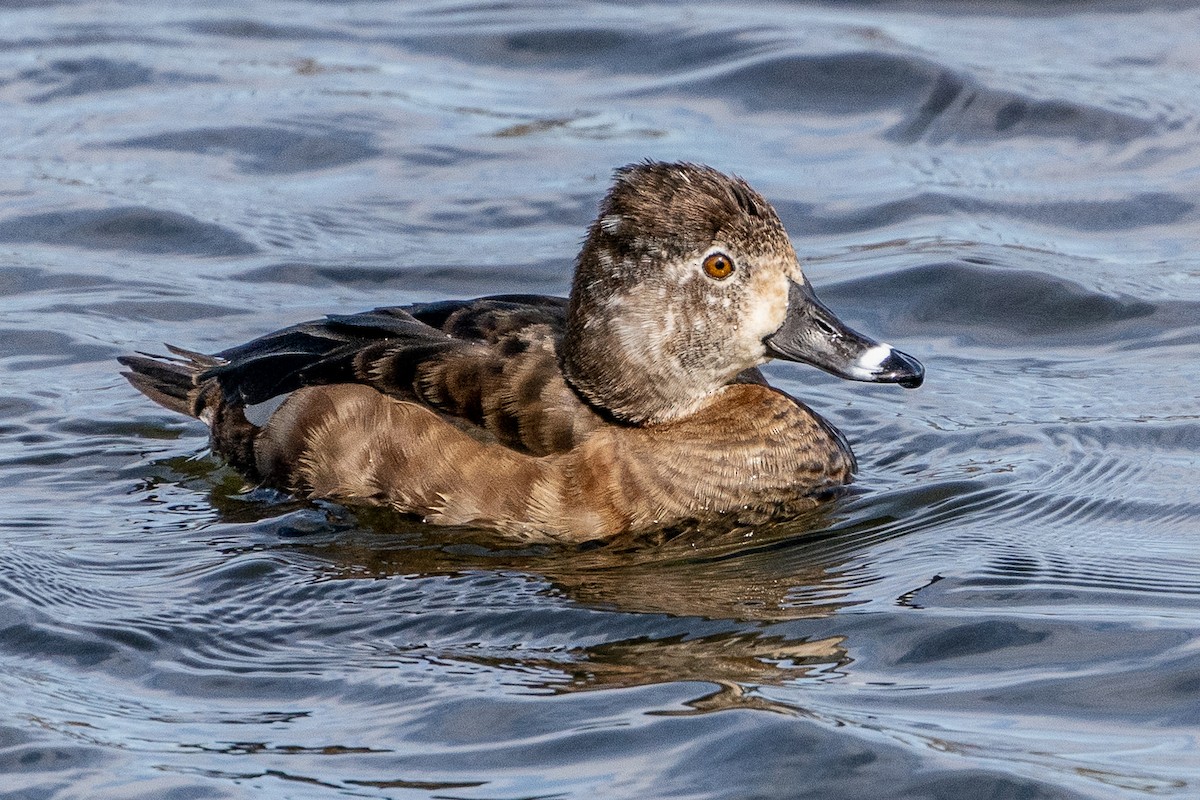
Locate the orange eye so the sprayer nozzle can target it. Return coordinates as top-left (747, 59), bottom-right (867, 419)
top-left (702, 252), bottom-right (735, 280)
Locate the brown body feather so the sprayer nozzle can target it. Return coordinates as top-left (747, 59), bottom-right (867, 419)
top-left (255, 382), bottom-right (849, 541)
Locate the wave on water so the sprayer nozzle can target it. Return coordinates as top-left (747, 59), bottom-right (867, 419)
top-left (2, 1), bottom-right (1200, 798)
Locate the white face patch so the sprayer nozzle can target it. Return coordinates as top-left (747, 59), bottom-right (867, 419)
top-left (846, 343), bottom-right (895, 379)
top-left (739, 263), bottom-right (790, 354)
top-left (742, 283), bottom-right (787, 342)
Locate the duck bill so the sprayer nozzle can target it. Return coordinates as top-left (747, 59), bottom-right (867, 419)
top-left (764, 280), bottom-right (924, 388)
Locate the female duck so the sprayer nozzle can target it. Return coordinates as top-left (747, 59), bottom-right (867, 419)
top-left (121, 161), bottom-right (923, 541)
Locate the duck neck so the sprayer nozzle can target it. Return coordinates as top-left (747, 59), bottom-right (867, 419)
top-left (562, 291), bottom-right (730, 427)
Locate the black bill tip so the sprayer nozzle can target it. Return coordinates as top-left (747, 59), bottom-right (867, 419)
top-left (873, 348), bottom-right (925, 389)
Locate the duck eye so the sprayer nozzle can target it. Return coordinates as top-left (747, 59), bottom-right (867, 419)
top-left (702, 252), bottom-right (735, 280)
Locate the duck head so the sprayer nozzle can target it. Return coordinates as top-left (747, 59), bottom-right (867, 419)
top-left (563, 161), bottom-right (923, 425)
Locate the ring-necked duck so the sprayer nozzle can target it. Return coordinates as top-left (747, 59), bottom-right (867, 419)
top-left (121, 161), bottom-right (922, 541)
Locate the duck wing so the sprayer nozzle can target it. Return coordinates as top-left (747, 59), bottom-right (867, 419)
top-left (204, 294), bottom-right (600, 455)
top-left (199, 306), bottom-right (441, 405)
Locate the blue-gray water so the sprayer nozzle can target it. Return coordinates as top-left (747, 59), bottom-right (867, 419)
top-left (3, 1), bottom-right (1199, 798)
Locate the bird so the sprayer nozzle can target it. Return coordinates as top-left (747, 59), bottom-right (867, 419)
top-left (120, 161), bottom-right (923, 542)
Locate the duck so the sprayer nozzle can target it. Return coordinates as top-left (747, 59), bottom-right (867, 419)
top-left (120, 161), bottom-right (923, 542)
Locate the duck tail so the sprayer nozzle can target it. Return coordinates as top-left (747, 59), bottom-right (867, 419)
top-left (118, 345), bottom-right (222, 420)
top-left (120, 346), bottom-right (263, 479)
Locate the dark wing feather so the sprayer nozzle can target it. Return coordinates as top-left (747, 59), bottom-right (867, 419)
top-left (200, 296), bottom-right (571, 409)
top-left (411, 295), bottom-right (568, 342)
top-left (407, 294), bottom-right (568, 330)
top-left (354, 297), bottom-right (596, 454)
top-left (188, 294), bottom-right (594, 454)
top-left (204, 307), bottom-right (464, 405)
top-left (124, 293), bottom-right (594, 456)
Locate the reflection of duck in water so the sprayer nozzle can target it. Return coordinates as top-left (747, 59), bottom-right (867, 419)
top-left (457, 631), bottom-right (849, 717)
top-left (275, 518), bottom-right (856, 715)
top-left (303, 501), bottom-right (856, 619)
top-left (121, 161), bottom-right (922, 541)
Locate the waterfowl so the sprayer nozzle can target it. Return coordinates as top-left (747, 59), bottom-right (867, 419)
top-left (120, 161), bottom-right (923, 541)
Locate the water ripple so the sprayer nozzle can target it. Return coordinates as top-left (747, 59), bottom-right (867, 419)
top-left (3, 1), bottom-right (1200, 797)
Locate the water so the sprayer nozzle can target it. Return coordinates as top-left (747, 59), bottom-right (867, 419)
top-left (2, 1), bottom-right (1199, 797)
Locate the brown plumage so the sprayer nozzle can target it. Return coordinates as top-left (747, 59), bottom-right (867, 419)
top-left (120, 161), bottom-right (923, 542)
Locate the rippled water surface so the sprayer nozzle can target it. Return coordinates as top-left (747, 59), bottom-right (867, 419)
top-left (3, 1), bottom-right (1200, 798)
